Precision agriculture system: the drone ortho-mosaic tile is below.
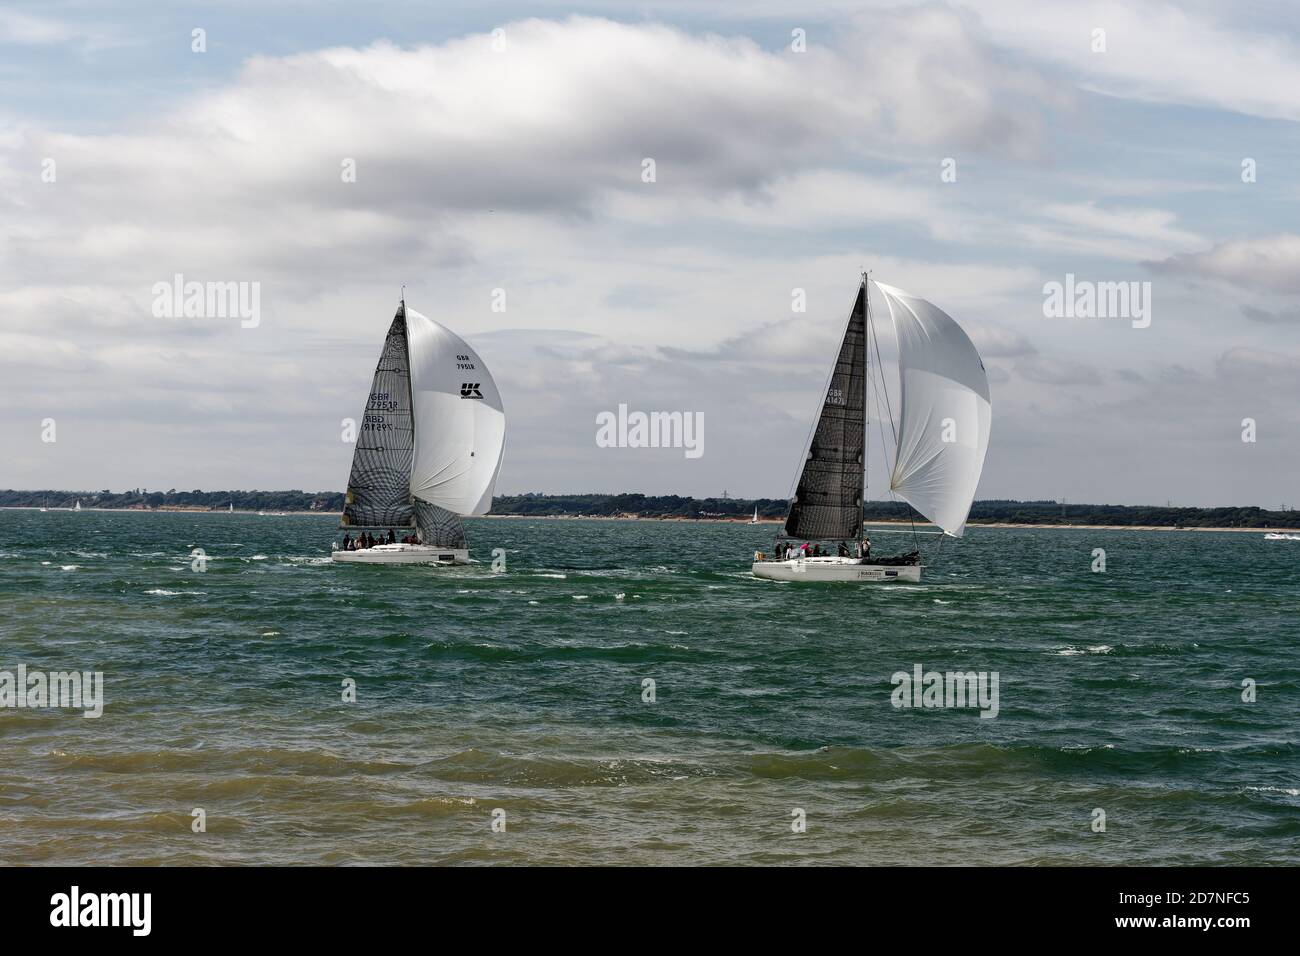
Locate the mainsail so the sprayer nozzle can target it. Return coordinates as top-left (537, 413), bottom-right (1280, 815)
top-left (872, 281), bottom-right (991, 537)
top-left (341, 302), bottom-right (506, 546)
top-left (784, 282), bottom-right (867, 540)
top-left (342, 307), bottom-right (417, 530)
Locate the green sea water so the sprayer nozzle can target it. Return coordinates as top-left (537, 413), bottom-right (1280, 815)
top-left (1, 509), bottom-right (1296, 866)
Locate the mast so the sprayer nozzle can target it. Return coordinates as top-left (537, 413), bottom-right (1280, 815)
top-left (862, 271), bottom-right (869, 545)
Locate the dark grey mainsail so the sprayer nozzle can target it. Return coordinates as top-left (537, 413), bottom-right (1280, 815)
top-left (341, 305), bottom-right (417, 530)
top-left (784, 281), bottom-right (867, 541)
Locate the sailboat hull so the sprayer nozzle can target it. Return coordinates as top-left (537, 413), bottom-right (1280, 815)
top-left (751, 556), bottom-right (921, 583)
top-left (332, 544), bottom-right (469, 565)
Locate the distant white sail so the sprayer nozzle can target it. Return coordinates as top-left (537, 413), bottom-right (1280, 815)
top-left (873, 281), bottom-right (991, 538)
top-left (405, 307), bottom-right (506, 516)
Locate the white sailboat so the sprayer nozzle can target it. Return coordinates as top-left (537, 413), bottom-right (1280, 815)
top-left (74, 500), bottom-right (81, 512)
top-left (333, 297), bottom-right (506, 565)
top-left (752, 276), bottom-right (991, 583)
top-left (750, 505), bottom-right (760, 524)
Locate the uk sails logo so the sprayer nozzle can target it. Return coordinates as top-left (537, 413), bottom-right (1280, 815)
top-left (460, 383), bottom-right (484, 399)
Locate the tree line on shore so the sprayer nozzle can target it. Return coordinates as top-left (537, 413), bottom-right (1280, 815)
top-left (4, 489), bottom-right (1297, 528)
top-left (0, 489), bottom-right (340, 512)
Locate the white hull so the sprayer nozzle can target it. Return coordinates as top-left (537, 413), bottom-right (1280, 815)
top-left (752, 555), bottom-right (921, 583)
top-left (1264, 533), bottom-right (1300, 541)
top-left (332, 544), bottom-right (469, 565)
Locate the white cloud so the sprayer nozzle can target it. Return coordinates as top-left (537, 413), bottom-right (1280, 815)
top-left (1041, 202), bottom-right (1203, 251)
top-left (892, 0), bottom-right (1300, 122)
top-left (1150, 234), bottom-right (1300, 293)
top-left (966, 323), bottom-right (1036, 358)
top-left (0, 11), bottom-right (76, 45)
top-left (0, 9), bottom-right (123, 52)
top-left (637, 1), bottom-right (1300, 121)
top-left (1, 7), bottom-right (1295, 506)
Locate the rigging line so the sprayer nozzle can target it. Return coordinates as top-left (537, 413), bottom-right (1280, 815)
top-left (866, 296), bottom-right (891, 535)
top-left (869, 294), bottom-right (899, 448)
top-left (870, 360), bottom-right (897, 478)
top-left (863, 281), bottom-right (870, 503)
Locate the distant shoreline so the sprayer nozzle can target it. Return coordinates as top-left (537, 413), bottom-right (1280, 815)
top-left (7, 491), bottom-right (1297, 531)
top-left (481, 515), bottom-right (1297, 533)
top-left (3, 506), bottom-right (1293, 534)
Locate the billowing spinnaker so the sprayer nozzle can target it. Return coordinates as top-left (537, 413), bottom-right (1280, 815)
top-left (873, 281), bottom-right (991, 537)
top-left (404, 307), bottom-right (506, 516)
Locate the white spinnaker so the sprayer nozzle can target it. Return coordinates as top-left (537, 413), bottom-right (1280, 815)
top-left (873, 281), bottom-right (991, 537)
top-left (405, 307), bottom-right (506, 516)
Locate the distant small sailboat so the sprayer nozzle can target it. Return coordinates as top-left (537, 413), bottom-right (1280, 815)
top-left (753, 275), bottom-right (991, 583)
top-left (333, 297), bottom-right (506, 565)
top-left (74, 500), bottom-right (81, 512)
top-left (39, 498), bottom-right (47, 513)
top-left (750, 505), bottom-right (760, 524)
top-left (1264, 532), bottom-right (1300, 541)
top-left (229, 502), bottom-right (234, 513)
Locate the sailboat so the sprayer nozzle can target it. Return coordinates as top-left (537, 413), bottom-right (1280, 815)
top-left (750, 505), bottom-right (760, 524)
top-left (74, 500), bottom-right (81, 512)
top-left (333, 297), bottom-right (506, 565)
top-left (752, 276), bottom-right (991, 583)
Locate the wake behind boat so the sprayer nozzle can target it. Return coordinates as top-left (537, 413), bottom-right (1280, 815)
top-left (752, 276), bottom-right (991, 583)
top-left (333, 297), bottom-right (505, 565)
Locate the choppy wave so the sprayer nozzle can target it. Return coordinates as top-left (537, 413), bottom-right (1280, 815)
top-left (2, 511), bottom-right (1298, 865)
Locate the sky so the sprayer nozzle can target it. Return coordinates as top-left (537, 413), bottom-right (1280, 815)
top-left (2, 0), bottom-right (1299, 507)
